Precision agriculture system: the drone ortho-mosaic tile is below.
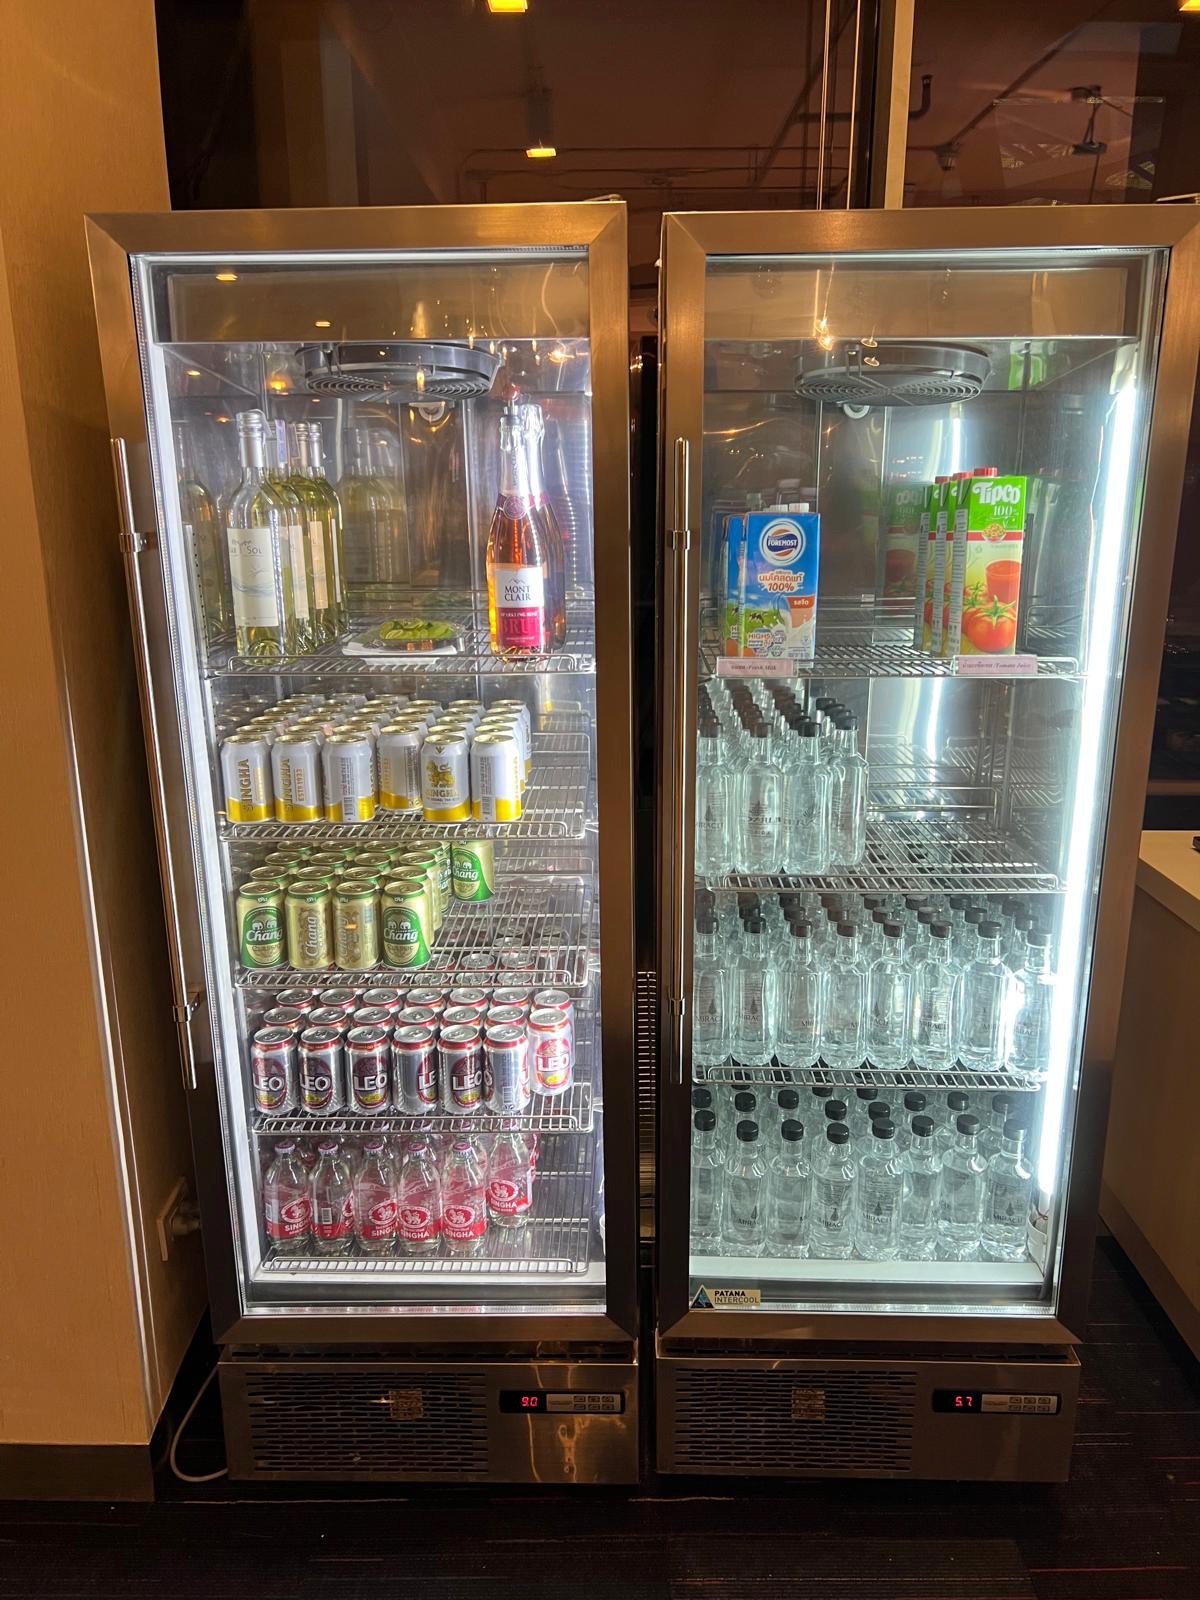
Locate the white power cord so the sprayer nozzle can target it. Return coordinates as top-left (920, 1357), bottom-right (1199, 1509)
top-left (168, 1365), bottom-right (228, 1484)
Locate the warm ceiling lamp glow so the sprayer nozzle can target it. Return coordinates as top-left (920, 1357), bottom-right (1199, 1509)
top-left (186, 368), bottom-right (201, 378)
top-left (215, 271), bottom-right (238, 283)
top-left (525, 144), bottom-right (557, 159)
top-left (1180, 2), bottom-right (1200, 12)
top-left (487, 0), bottom-right (528, 12)
top-left (314, 319), bottom-right (331, 328)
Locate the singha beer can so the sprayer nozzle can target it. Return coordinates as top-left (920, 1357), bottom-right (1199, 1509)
top-left (484, 1023), bottom-right (532, 1114)
top-left (439, 1024), bottom-right (483, 1113)
top-left (285, 884), bottom-right (333, 971)
top-left (323, 733), bottom-right (376, 822)
top-left (298, 1025), bottom-right (345, 1114)
top-left (221, 733), bottom-right (272, 822)
top-left (420, 734), bottom-right (470, 823)
top-left (251, 1026), bottom-right (298, 1114)
top-left (236, 883), bottom-right (284, 969)
top-left (346, 1025), bottom-right (391, 1113)
top-left (528, 1006), bottom-right (573, 1096)
top-left (333, 879), bottom-right (380, 971)
top-left (377, 725), bottom-right (423, 814)
top-left (450, 839), bottom-right (495, 902)
top-left (380, 878), bottom-right (432, 969)
top-left (271, 734), bottom-right (322, 823)
top-left (469, 733), bottom-right (522, 822)
top-left (392, 1024), bottom-right (439, 1113)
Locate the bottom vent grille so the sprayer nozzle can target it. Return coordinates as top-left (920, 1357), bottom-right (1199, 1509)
top-left (234, 1366), bottom-right (489, 1479)
top-left (671, 1365), bottom-right (916, 1475)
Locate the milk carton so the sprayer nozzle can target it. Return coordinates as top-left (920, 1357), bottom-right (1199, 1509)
top-left (723, 505), bottom-right (820, 661)
top-left (946, 469), bottom-right (1027, 657)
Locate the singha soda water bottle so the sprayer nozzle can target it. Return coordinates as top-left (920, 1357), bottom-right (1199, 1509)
top-left (353, 1135), bottom-right (399, 1256)
top-left (310, 1137), bottom-right (354, 1256)
top-left (487, 1123), bottom-right (536, 1229)
top-left (263, 1139), bottom-right (311, 1256)
top-left (396, 1136), bottom-right (442, 1255)
top-left (442, 1137), bottom-right (489, 1255)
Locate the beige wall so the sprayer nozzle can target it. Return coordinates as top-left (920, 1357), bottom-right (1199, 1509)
top-left (0, 5), bottom-right (206, 1450)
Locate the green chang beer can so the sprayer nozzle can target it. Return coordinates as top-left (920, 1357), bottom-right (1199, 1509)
top-left (381, 877), bottom-right (432, 969)
top-left (247, 867), bottom-right (290, 888)
top-left (285, 882), bottom-right (334, 971)
top-left (237, 882), bottom-right (284, 968)
top-left (264, 850), bottom-right (305, 873)
top-left (333, 879), bottom-right (381, 972)
top-left (398, 851), bottom-right (443, 933)
top-left (451, 839), bottom-right (496, 902)
top-left (288, 870), bottom-right (336, 890)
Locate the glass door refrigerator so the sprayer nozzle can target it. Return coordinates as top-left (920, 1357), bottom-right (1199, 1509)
top-left (655, 207), bottom-right (1200, 1481)
top-left (87, 201), bottom-right (638, 1483)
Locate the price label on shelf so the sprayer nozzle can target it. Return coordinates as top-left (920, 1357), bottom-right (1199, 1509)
top-left (954, 654), bottom-right (1039, 679)
top-left (716, 659), bottom-right (796, 680)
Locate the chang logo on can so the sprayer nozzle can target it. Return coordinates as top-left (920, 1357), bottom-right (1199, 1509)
top-left (758, 517), bottom-right (806, 567)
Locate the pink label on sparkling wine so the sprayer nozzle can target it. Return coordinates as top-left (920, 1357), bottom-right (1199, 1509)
top-left (493, 563), bottom-right (548, 651)
top-left (442, 1201), bottom-right (486, 1241)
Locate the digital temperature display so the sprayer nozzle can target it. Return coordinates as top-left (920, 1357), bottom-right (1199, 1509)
top-left (499, 1391), bottom-right (547, 1412)
top-left (932, 1389), bottom-right (1061, 1416)
top-left (497, 1390), bottom-right (624, 1415)
top-left (932, 1389), bottom-right (983, 1413)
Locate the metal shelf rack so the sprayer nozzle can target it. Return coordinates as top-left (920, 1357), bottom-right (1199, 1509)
top-left (694, 1061), bottom-right (1044, 1095)
top-left (701, 627), bottom-right (1080, 684)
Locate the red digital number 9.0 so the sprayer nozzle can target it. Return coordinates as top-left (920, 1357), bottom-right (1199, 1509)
top-left (522, 1394), bottom-right (539, 1408)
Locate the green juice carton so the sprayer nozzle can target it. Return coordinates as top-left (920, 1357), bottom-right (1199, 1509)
top-left (723, 505), bottom-right (821, 661)
top-left (946, 468), bottom-right (1027, 656)
top-left (926, 475), bottom-right (958, 654)
top-left (882, 482), bottom-right (925, 605)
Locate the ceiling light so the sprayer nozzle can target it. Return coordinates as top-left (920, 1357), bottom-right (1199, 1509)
top-left (487, 0), bottom-right (528, 11)
top-left (525, 143), bottom-right (557, 159)
top-left (314, 319), bottom-right (331, 329)
top-left (185, 368), bottom-right (201, 378)
top-left (215, 271), bottom-right (238, 283)
top-left (1179, 2), bottom-right (1200, 12)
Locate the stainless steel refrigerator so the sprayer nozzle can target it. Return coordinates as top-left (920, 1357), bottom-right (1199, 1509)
top-left (87, 201), bottom-right (638, 1483)
top-left (654, 206), bottom-right (1200, 1480)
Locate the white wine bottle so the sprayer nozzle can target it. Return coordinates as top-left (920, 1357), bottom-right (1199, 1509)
top-left (339, 424), bottom-right (409, 593)
top-left (174, 421), bottom-right (228, 648)
top-left (286, 421), bottom-right (337, 643)
top-left (225, 410), bottom-right (296, 657)
top-left (266, 420), bottom-right (315, 652)
top-left (306, 422), bottom-right (346, 632)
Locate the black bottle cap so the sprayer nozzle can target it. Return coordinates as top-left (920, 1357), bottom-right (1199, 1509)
top-left (799, 719), bottom-right (821, 738)
top-left (868, 1100), bottom-right (891, 1121)
top-left (1027, 928), bottom-right (1050, 947)
top-left (904, 895), bottom-right (925, 912)
top-left (904, 1091), bottom-right (926, 1112)
top-left (948, 1091), bottom-right (970, 1112)
top-left (917, 908), bottom-right (936, 926)
top-left (978, 919), bottom-right (1003, 938)
top-left (883, 921), bottom-right (903, 938)
top-left (691, 1088), bottom-right (713, 1109)
top-left (911, 1114), bottom-right (935, 1137)
top-left (949, 895), bottom-right (970, 911)
top-left (1003, 1118), bottom-right (1026, 1140)
top-left (837, 921), bottom-right (857, 937)
top-left (812, 1084), bottom-right (833, 1098)
top-left (956, 1113), bottom-right (980, 1136)
top-left (872, 907), bottom-right (891, 926)
top-left (815, 696), bottom-right (837, 712)
top-left (733, 1091), bottom-right (757, 1113)
top-left (693, 1110), bottom-right (717, 1133)
top-left (863, 895), bottom-right (885, 911)
top-left (872, 1121), bottom-right (896, 1139)
top-left (856, 1085), bottom-right (878, 1102)
top-left (790, 920), bottom-right (812, 938)
top-left (781, 1119), bottom-right (805, 1142)
top-left (736, 1120), bottom-right (759, 1142)
top-left (839, 712), bottom-right (859, 730)
top-left (992, 1093), bottom-right (1010, 1113)
top-left (964, 906), bottom-right (984, 926)
top-left (826, 1123), bottom-right (850, 1144)
top-left (825, 1099), bottom-right (848, 1121)
top-left (777, 1089), bottom-right (800, 1111)
top-left (930, 920), bottom-right (951, 938)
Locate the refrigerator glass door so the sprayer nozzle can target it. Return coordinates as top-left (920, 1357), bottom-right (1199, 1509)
top-left (664, 231), bottom-right (1181, 1322)
top-left (122, 223), bottom-right (632, 1324)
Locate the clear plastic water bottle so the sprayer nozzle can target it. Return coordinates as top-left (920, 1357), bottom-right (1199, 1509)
top-left (935, 1090), bottom-right (971, 1159)
top-left (725, 1090), bottom-right (757, 1157)
top-left (690, 1108), bottom-right (724, 1254)
top-left (978, 1093), bottom-right (1012, 1163)
top-left (911, 919), bottom-right (962, 1070)
top-left (854, 1120), bottom-right (904, 1260)
top-left (810, 1122), bottom-right (857, 1260)
top-left (722, 1120), bottom-right (768, 1256)
top-left (936, 1113), bottom-right (987, 1260)
top-left (960, 919), bottom-right (1013, 1071)
top-left (1009, 928), bottom-right (1055, 1080)
top-left (441, 1137), bottom-right (489, 1257)
top-left (738, 722), bottom-right (783, 872)
top-left (693, 907), bottom-right (731, 1068)
top-left (353, 1135), bottom-right (399, 1257)
top-left (396, 1136), bottom-right (443, 1254)
top-left (981, 1118), bottom-right (1032, 1262)
top-left (821, 922), bottom-right (866, 1072)
top-left (263, 1139), bottom-right (312, 1257)
top-left (866, 920), bottom-right (913, 1070)
top-left (310, 1137), bottom-right (354, 1257)
top-left (897, 1090), bottom-right (927, 1152)
top-left (767, 1118), bottom-right (811, 1258)
top-left (776, 919), bottom-right (822, 1069)
top-left (954, 903), bottom-right (984, 968)
top-left (899, 1113), bottom-right (940, 1260)
top-left (783, 717), bottom-right (831, 872)
top-left (731, 912), bottom-right (776, 1066)
top-left (695, 713), bottom-right (732, 875)
top-left (828, 712), bottom-right (868, 866)
top-left (1005, 908), bottom-right (1034, 974)
top-left (774, 1088), bottom-right (802, 1154)
top-left (850, 1083), bottom-right (879, 1140)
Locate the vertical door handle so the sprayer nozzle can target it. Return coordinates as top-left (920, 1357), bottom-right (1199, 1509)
top-left (670, 437), bottom-right (693, 1086)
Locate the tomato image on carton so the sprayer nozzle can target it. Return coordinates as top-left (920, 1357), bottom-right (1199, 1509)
top-left (946, 469), bottom-right (1027, 656)
top-left (723, 509), bottom-right (821, 661)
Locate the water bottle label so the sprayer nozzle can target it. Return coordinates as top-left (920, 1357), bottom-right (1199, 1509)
top-left (314, 1194), bottom-right (354, 1240)
top-left (265, 1194), bottom-right (311, 1240)
top-left (443, 1200), bottom-right (486, 1241)
top-left (399, 1203), bottom-right (440, 1243)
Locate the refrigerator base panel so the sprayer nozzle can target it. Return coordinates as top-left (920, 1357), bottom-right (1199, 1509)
top-left (219, 1354), bottom-right (638, 1483)
top-left (655, 1345), bottom-right (1079, 1481)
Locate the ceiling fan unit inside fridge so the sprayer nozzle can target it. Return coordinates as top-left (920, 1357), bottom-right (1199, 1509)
top-left (299, 339), bottom-right (503, 403)
top-left (795, 339), bottom-right (991, 411)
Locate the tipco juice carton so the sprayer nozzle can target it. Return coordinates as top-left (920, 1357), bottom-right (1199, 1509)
top-left (946, 468), bottom-right (1027, 656)
top-left (912, 477), bottom-right (941, 650)
top-left (723, 506), bottom-right (821, 661)
top-left (881, 482), bottom-right (925, 604)
top-left (920, 477), bottom-right (953, 652)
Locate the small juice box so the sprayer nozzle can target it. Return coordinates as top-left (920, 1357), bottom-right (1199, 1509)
top-left (881, 483), bottom-right (924, 605)
top-left (947, 468), bottom-right (1027, 656)
top-left (723, 508), bottom-right (821, 661)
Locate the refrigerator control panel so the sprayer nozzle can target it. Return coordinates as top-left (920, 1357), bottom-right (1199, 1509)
top-left (498, 1390), bottom-right (625, 1415)
top-left (932, 1390), bottom-right (1061, 1416)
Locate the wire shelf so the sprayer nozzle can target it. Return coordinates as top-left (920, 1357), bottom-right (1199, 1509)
top-left (700, 624), bottom-right (1079, 682)
top-left (220, 733), bottom-right (592, 843)
top-left (258, 1137), bottom-right (595, 1277)
top-left (706, 817), bottom-right (1062, 896)
top-left (214, 610), bottom-right (596, 680)
top-left (237, 872), bottom-right (593, 991)
top-left (694, 1061), bottom-right (1044, 1095)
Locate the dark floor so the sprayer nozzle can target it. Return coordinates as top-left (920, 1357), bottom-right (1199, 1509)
top-left (2, 1238), bottom-right (1198, 1600)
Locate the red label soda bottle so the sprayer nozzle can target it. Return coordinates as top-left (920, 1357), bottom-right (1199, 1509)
top-left (486, 1122), bottom-right (536, 1229)
top-left (310, 1136), bottom-right (354, 1257)
top-left (397, 1137), bottom-right (443, 1256)
top-left (353, 1135), bottom-right (398, 1255)
top-left (441, 1137), bottom-right (488, 1256)
top-left (263, 1139), bottom-right (311, 1256)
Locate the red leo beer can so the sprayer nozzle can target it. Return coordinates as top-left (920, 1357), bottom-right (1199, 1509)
top-left (352, 1005), bottom-right (394, 1029)
top-left (346, 1025), bottom-right (391, 1113)
top-left (485, 1003), bottom-right (527, 1029)
top-left (317, 987), bottom-right (360, 1014)
top-left (528, 1007), bottom-right (573, 1097)
top-left (360, 987), bottom-right (405, 1014)
top-left (397, 1004), bottom-right (438, 1029)
top-left (251, 1026), bottom-right (298, 1114)
top-left (443, 1004), bottom-right (484, 1029)
top-left (447, 986), bottom-right (490, 1015)
top-left (298, 1025), bottom-right (345, 1114)
top-left (308, 1005), bottom-right (350, 1031)
top-left (533, 988), bottom-right (576, 1049)
top-left (440, 1024), bottom-right (483, 1114)
top-left (392, 1024), bottom-right (439, 1114)
top-left (275, 988), bottom-right (317, 1013)
top-left (484, 1023), bottom-right (532, 1114)
top-left (263, 1005), bottom-right (306, 1034)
